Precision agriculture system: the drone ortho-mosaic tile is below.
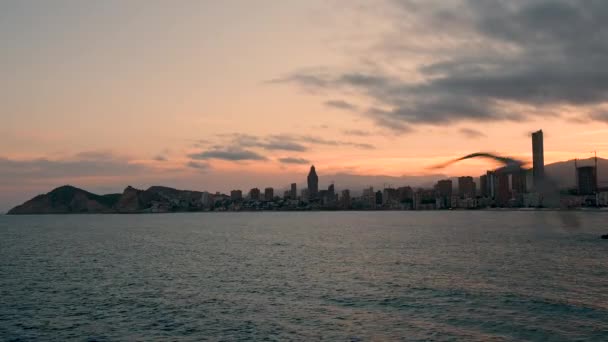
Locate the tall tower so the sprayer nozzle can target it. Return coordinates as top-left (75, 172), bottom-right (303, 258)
top-left (307, 165), bottom-right (319, 199)
top-left (532, 130), bottom-right (545, 186)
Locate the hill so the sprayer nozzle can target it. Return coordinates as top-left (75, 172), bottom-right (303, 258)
top-left (7, 185), bottom-right (204, 214)
top-left (7, 185), bottom-right (121, 214)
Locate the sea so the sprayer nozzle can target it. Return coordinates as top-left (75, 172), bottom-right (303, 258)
top-left (0, 211), bottom-right (607, 341)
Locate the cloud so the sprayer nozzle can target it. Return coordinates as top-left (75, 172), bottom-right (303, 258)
top-left (0, 154), bottom-right (144, 182)
top-left (230, 134), bottom-right (308, 152)
top-left (299, 135), bottom-right (375, 149)
top-left (343, 129), bottom-right (372, 136)
top-left (188, 148), bottom-right (267, 161)
top-left (274, 1), bottom-right (608, 127)
top-left (278, 157), bottom-right (311, 164)
top-left (153, 155), bottom-right (168, 162)
top-left (186, 161), bottom-right (210, 171)
top-left (324, 99), bottom-right (358, 111)
top-left (203, 133), bottom-right (375, 156)
top-left (459, 128), bottom-right (486, 139)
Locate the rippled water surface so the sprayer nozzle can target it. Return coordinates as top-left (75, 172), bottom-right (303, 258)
top-left (1, 212), bottom-right (607, 341)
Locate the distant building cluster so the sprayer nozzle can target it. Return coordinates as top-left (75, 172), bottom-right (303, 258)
top-left (191, 129), bottom-right (606, 211)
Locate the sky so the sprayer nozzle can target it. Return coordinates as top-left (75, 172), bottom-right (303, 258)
top-left (2, 0), bottom-right (608, 211)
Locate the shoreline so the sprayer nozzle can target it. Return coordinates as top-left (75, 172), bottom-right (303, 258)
top-left (5, 207), bottom-right (608, 215)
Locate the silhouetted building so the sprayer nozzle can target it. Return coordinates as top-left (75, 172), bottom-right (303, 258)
top-left (458, 176), bottom-right (476, 199)
top-left (249, 188), bottom-right (260, 201)
top-left (577, 166), bottom-right (597, 195)
top-left (264, 187), bottom-right (274, 201)
top-left (382, 188), bottom-right (399, 206)
top-left (496, 172), bottom-right (511, 207)
top-left (201, 191), bottom-right (213, 207)
top-left (375, 190), bottom-right (383, 205)
top-left (480, 175), bottom-right (488, 197)
top-left (301, 189), bottom-right (309, 202)
top-left (341, 190), bottom-right (351, 208)
top-left (230, 190), bottom-right (242, 201)
top-left (362, 187), bottom-right (375, 207)
top-left (328, 184), bottom-right (335, 198)
top-left (307, 165), bottom-right (319, 199)
top-left (290, 183), bottom-right (297, 199)
top-left (532, 129), bottom-right (544, 186)
top-left (435, 179), bottom-right (453, 208)
top-left (397, 186), bottom-right (413, 203)
top-left (511, 169), bottom-right (527, 194)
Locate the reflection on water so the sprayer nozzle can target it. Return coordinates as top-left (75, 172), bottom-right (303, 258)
top-left (1, 212), bottom-right (607, 341)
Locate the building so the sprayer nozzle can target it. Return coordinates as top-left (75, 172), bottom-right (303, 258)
top-left (375, 191), bottom-right (383, 205)
top-left (496, 172), bottom-right (511, 207)
top-left (479, 175), bottom-right (488, 198)
top-left (532, 129), bottom-right (545, 186)
top-left (382, 188), bottom-right (399, 207)
top-left (458, 176), bottom-right (476, 199)
top-left (577, 165), bottom-right (597, 195)
top-left (201, 191), bottom-right (213, 208)
top-left (307, 165), bottom-right (319, 199)
top-left (435, 179), bottom-right (453, 208)
top-left (264, 187), bottom-right (274, 201)
top-left (249, 188), bottom-right (260, 201)
top-left (397, 186), bottom-right (414, 204)
top-left (301, 189), bottom-right (309, 203)
top-left (290, 183), bottom-right (297, 199)
top-left (362, 187), bottom-right (375, 208)
top-left (230, 190), bottom-right (242, 201)
top-left (341, 190), bottom-right (351, 209)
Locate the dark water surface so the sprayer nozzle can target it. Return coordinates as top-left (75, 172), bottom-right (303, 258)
top-left (1, 212), bottom-right (607, 341)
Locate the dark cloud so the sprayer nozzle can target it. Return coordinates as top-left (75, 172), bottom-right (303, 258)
top-left (188, 148), bottom-right (267, 161)
top-left (230, 134), bottom-right (308, 152)
top-left (206, 133), bottom-right (375, 155)
top-left (278, 157), bottom-right (311, 164)
top-left (275, 0), bottom-right (608, 127)
top-left (186, 161), bottom-right (210, 171)
top-left (343, 129), bottom-right (372, 136)
top-left (153, 155), bottom-right (168, 162)
top-left (324, 99), bottom-right (358, 111)
top-left (589, 110), bottom-right (608, 123)
top-left (459, 128), bottom-right (487, 139)
top-left (0, 153), bottom-right (145, 186)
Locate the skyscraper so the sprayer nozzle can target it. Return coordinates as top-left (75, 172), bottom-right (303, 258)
top-left (249, 188), bottom-right (260, 201)
top-left (577, 166), bottom-right (597, 195)
top-left (290, 183), bottom-right (297, 199)
top-left (307, 165), bottom-right (318, 199)
top-left (458, 176), bottom-right (476, 199)
top-left (264, 187), bottom-right (274, 201)
top-left (532, 129), bottom-right (544, 185)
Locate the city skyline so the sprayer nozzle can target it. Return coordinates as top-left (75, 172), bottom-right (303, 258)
top-left (3, 1), bottom-right (608, 211)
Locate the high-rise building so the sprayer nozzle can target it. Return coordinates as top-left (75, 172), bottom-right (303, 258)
top-left (577, 166), bottom-right (597, 195)
top-left (230, 190), bottom-right (242, 201)
top-left (532, 129), bottom-right (545, 186)
top-left (307, 165), bottom-right (319, 199)
top-left (511, 169), bottom-right (527, 194)
top-left (458, 176), bottom-right (476, 199)
top-left (301, 189), bottom-right (309, 202)
top-left (249, 188), bottom-right (260, 201)
top-left (480, 175), bottom-right (488, 197)
top-left (382, 188), bottom-right (399, 206)
top-left (264, 187), bottom-right (274, 201)
top-left (375, 190), bottom-right (383, 205)
top-left (341, 189), bottom-right (351, 209)
top-left (496, 172), bottom-right (511, 207)
top-left (290, 183), bottom-right (297, 199)
top-left (435, 179), bottom-right (453, 208)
